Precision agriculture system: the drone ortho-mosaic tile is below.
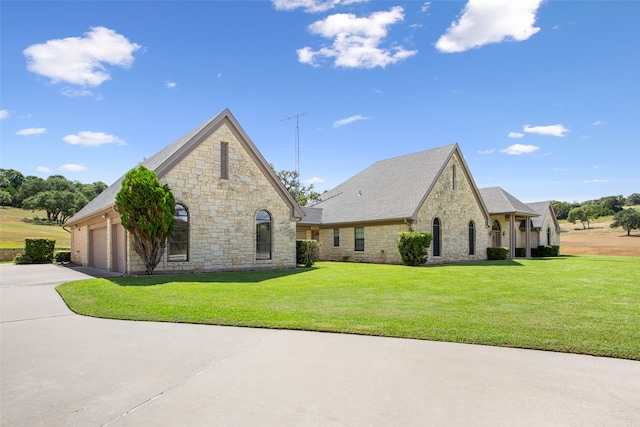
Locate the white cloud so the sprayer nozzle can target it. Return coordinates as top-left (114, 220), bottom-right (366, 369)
top-left (500, 144), bottom-right (540, 155)
top-left (421, 2), bottom-right (431, 13)
top-left (62, 131), bottom-right (126, 147)
top-left (592, 120), bottom-right (606, 126)
top-left (583, 179), bottom-right (610, 184)
top-left (23, 26), bottom-right (141, 87)
top-left (59, 164), bottom-right (88, 172)
top-left (15, 127), bottom-right (46, 136)
top-left (166, 81), bottom-right (177, 89)
top-left (436, 0), bottom-right (544, 53)
top-left (0, 109), bottom-right (8, 119)
top-left (61, 87), bottom-right (98, 98)
top-left (508, 131), bottom-right (525, 138)
top-left (303, 176), bottom-right (325, 185)
top-left (523, 124), bottom-right (569, 137)
top-left (36, 166), bottom-right (51, 173)
top-left (297, 7), bottom-right (418, 69)
top-left (272, 0), bottom-right (366, 13)
top-left (333, 115), bottom-right (370, 127)
top-left (478, 149), bottom-right (495, 155)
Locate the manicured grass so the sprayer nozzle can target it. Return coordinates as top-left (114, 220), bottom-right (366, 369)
top-left (0, 207), bottom-right (70, 249)
top-left (57, 256), bottom-right (640, 360)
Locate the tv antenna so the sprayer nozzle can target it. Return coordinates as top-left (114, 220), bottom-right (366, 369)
top-left (281, 111), bottom-right (309, 181)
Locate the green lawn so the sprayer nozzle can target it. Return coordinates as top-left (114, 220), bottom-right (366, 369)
top-left (57, 256), bottom-right (640, 360)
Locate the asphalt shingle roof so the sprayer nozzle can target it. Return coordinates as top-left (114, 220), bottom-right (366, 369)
top-left (301, 144), bottom-right (459, 225)
top-left (479, 187), bottom-right (539, 217)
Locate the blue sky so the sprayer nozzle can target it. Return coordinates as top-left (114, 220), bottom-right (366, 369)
top-left (1, 0), bottom-right (638, 203)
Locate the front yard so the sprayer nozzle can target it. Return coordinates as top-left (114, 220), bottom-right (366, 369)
top-left (57, 256), bottom-right (640, 360)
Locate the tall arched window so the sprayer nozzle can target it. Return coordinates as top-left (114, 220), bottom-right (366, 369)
top-left (547, 227), bottom-right (551, 246)
top-left (432, 217), bottom-right (441, 257)
top-left (168, 204), bottom-right (188, 262)
top-left (468, 221), bottom-right (475, 255)
top-left (256, 210), bottom-right (272, 260)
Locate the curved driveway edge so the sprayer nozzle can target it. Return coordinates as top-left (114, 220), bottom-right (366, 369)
top-left (1, 264), bottom-right (639, 426)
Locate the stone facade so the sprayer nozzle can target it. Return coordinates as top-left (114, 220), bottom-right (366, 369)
top-left (305, 152), bottom-right (491, 264)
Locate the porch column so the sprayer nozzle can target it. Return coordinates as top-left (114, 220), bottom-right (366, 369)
top-left (525, 217), bottom-right (531, 258)
top-left (509, 215), bottom-right (516, 258)
top-left (106, 216), bottom-right (113, 271)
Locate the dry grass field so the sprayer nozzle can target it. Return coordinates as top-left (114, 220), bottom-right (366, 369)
top-left (0, 207), bottom-right (70, 249)
top-left (560, 213), bottom-right (640, 256)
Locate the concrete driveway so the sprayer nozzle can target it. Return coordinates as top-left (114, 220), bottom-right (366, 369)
top-left (1, 264), bottom-right (639, 426)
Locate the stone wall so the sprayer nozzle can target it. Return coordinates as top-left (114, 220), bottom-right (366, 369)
top-left (0, 248), bottom-right (22, 262)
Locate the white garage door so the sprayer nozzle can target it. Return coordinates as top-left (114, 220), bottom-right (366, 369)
top-left (90, 227), bottom-right (108, 270)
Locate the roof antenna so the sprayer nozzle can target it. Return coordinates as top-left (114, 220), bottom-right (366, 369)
top-left (281, 111), bottom-right (309, 195)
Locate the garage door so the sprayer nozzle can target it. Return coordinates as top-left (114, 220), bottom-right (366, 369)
top-left (90, 227), bottom-right (108, 270)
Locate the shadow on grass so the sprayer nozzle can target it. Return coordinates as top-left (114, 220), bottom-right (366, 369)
top-left (110, 266), bottom-right (313, 287)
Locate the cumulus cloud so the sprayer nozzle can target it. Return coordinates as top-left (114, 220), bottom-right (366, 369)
top-left (297, 6), bottom-right (417, 68)
top-left (23, 26), bottom-right (141, 87)
top-left (500, 144), bottom-right (540, 155)
top-left (272, 0), bottom-right (366, 13)
top-left (59, 164), bottom-right (88, 172)
top-left (62, 131), bottom-right (126, 147)
top-left (508, 131), bottom-right (524, 138)
top-left (436, 0), bottom-right (544, 53)
top-left (523, 124), bottom-right (569, 137)
top-left (592, 120), bottom-right (606, 126)
top-left (333, 115), bottom-right (370, 127)
top-left (0, 109), bottom-right (8, 119)
top-left (165, 81), bottom-right (177, 89)
top-left (61, 87), bottom-right (97, 98)
top-left (421, 2), bottom-right (431, 13)
top-left (303, 176), bottom-right (325, 185)
top-left (583, 179), bottom-right (610, 184)
top-left (15, 127), bottom-right (46, 136)
top-left (36, 166), bottom-right (52, 173)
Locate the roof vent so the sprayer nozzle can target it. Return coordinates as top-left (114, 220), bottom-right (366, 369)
top-left (358, 190), bottom-right (362, 196)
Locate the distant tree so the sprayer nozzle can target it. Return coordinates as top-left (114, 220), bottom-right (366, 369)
top-left (626, 193), bottom-right (640, 206)
top-left (22, 190), bottom-right (79, 224)
top-left (0, 169), bottom-right (25, 190)
top-left (0, 189), bottom-right (12, 207)
top-left (610, 209), bottom-right (640, 236)
top-left (271, 165), bottom-right (322, 206)
top-left (115, 166), bottom-right (175, 275)
top-left (17, 176), bottom-right (46, 206)
top-left (599, 195), bottom-right (626, 213)
top-left (551, 200), bottom-right (577, 220)
top-left (45, 175), bottom-right (75, 192)
top-left (80, 181), bottom-right (108, 200)
top-left (567, 205), bottom-right (597, 229)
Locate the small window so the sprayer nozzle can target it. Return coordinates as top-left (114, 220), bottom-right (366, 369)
top-left (354, 227), bottom-right (364, 252)
top-left (168, 204), bottom-right (188, 262)
top-left (256, 210), bottom-right (271, 260)
top-left (547, 227), bottom-right (551, 246)
top-left (432, 218), bottom-right (441, 257)
top-left (221, 142), bottom-right (229, 179)
top-left (334, 228), bottom-right (340, 247)
top-left (468, 221), bottom-right (475, 255)
top-left (452, 165), bottom-right (457, 190)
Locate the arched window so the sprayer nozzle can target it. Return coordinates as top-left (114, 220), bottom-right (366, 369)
top-left (256, 210), bottom-right (272, 260)
top-left (547, 227), bottom-right (551, 246)
top-left (168, 204), bottom-right (188, 262)
top-left (432, 217), bottom-right (441, 257)
top-left (468, 221), bottom-right (475, 255)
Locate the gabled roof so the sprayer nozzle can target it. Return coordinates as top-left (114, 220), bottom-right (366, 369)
top-left (301, 143), bottom-right (491, 226)
top-left (526, 201), bottom-right (561, 231)
top-left (479, 187), bottom-right (539, 217)
top-left (66, 109), bottom-right (304, 226)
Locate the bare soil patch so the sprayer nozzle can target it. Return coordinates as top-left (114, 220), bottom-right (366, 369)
top-left (560, 217), bottom-right (640, 256)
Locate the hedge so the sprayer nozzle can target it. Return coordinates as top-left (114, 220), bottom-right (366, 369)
top-left (487, 247), bottom-right (509, 260)
top-left (14, 239), bottom-right (55, 264)
top-left (296, 239), bottom-right (319, 267)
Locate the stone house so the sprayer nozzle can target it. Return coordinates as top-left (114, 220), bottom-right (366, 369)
top-left (524, 201), bottom-right (562, 248)
top-left (297, 144), bottom-right (494, 264)
top-left (65, 109), bottom-right (304, 274)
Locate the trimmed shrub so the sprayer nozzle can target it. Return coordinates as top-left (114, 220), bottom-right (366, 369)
top-left (487, 247), bottom-right (509, 260)
top-left (14, 253), bottom-right (33, 264)
top-left (296, 239), bottom-right (319, 267)
top-left (515, 247), bottom-right (526, 258)
top-left (21, 239), bottom-right (55, 264)
top-left (532, 245), bottom-right (560, 257)
top-left (55, 251), bottom-right (71, 263)
top-left (397, 231), bottom-right (432, 266)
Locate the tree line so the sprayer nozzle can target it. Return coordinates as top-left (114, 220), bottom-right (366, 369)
top-left (0, 168), bottom-right (108, 224)
top-left (552, 193), bottom-right (640, 234)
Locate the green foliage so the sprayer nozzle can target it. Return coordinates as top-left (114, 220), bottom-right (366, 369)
top-left (14, 253), bottom-right (32, 264)
top-left (271, 165), bottom-right (323, 206)
top-left (567, 205), bottom-right (598, 229)
top-left (18, 238), bottom-right (56, 263)
top-left (296, 239), bottom-right (319, 267)
top-left (626, 193), bottom-right (640, 206)
top-left (22, 190), bottom-right (87, 224)
top-left (55, 251), bottom-right (71, 263)
top-left (115, 166), bottom-right (175, 275)
top-left (0, 189), bottom-right (12, 207)
top-left (487, 247), bottom-right (509, 260)
top-left (515, 247), bottom-right (526, 257)
top-left (397, 231), bottom-right (432, 266)
top-left (610, 209), bottom-right (640, 236)
top-left (531, 245), bottom-right (560, 257)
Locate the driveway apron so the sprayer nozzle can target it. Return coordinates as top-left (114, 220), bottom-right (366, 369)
top-left (1, 264), bottom-right (639, 426)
